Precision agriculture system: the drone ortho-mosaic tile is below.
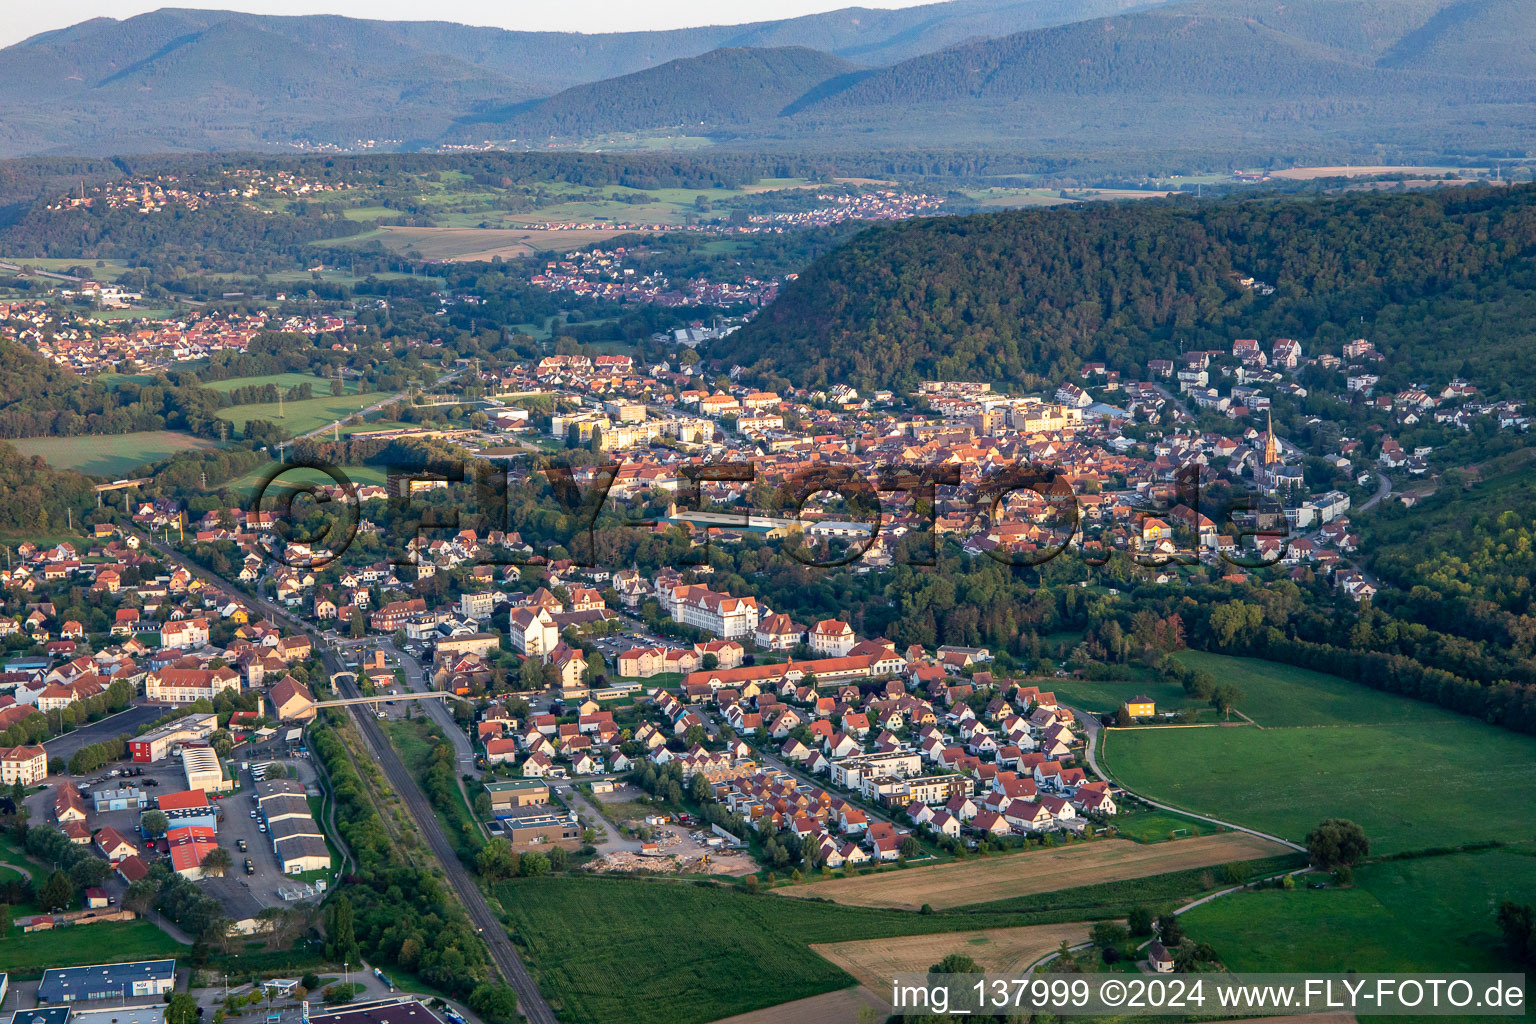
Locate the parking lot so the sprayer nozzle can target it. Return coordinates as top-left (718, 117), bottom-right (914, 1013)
top-left (24, 741), bottom-right (331, 915)
top-left (40, 701), bottom-right (170, 761)
top-left (589, 626), bottom-right (695, 663)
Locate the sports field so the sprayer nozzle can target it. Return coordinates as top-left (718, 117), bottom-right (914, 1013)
top-left (1102, 655), bottom-right (1536, 855)
top-left (779, 833), bottom-right (1285, 910)
top-left (12, 430), bottom-right (217, 476)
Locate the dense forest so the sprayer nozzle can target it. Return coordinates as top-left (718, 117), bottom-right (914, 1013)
top-left (493, 47), bottom-right (862, 137)
top-left (718, 183), bottom-right (1536, 397)
top-left (0, 441), bottom-right (96, 534)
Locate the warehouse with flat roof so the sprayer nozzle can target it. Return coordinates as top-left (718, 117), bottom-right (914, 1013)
top-left (38, 961), bottom-right (176, 1004)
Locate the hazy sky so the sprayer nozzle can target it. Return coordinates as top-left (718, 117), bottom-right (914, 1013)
top-left (4, 0), bottom-right (936, 47)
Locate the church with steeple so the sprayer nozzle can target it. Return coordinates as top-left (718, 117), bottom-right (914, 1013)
top-left (1258, 410), bottom-right (1304, 496)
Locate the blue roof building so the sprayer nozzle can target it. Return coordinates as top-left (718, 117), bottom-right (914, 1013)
top-left (38, 961), bottom-right (177, 1004)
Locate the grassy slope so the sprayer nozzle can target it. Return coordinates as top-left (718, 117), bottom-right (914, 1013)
top-left (1103, 653), bottom-right (1536, 854)
top-left (1183, 846), bottom-right (1536, 973)
top-left (11, 430), bottom-right (217, 476)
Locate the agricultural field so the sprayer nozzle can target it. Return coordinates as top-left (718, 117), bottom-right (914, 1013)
top-left (85, 307), bottom-right (182, 321)
top-left (951, 853), bottom-right (1305, 915)
top-left (813, 920), bottom-right (1092, 992)
top-left (12, 430), bottom-right (217, 476)
top-left (0, 255), bottom-right (134, 280)
top-left (497, 875), bottom-right (1048, 1024)
top-left (327, 225), bottom-right (634, 262)
top-left (220, 391), bottom-right (378, 438)
top-left (779, 833), bottom-right (1286, 911)
top-left (1183, 845), bottom-right (1536, 974)
top-left (706, 988), bottom-right (887, 1024)
top-left (1102, 656), bottom-right (1536, 855)
top-left (226, 463), bottom-right (387, 503)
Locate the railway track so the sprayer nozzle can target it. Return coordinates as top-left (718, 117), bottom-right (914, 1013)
top-left (331, 672), bottom-right (558, 1024)
top-left (137, 531), bottom-right (558, 1024)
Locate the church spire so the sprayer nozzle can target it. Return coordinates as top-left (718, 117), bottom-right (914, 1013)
top-left (1264, 409), bottom-right (1280, 465)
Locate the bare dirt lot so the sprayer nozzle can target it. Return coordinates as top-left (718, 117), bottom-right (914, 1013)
top-left (813, 921), bottom-right (1094, 990)
top-left (372, 226), bottom-right (634, 261)
top-left (779, 832), bottom-right (1287, 910)
top-left (705, 986), bottom-right (888, 1024)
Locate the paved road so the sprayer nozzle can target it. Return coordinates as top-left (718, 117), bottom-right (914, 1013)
top-left (43, 701), bottom-right (169, 758)
top-left (1073, 708), bottom-right (1306, 853)
top-left (1359, 470), bottom-right (1393, 512)
top-left (556, 784), bottom-right (642, 853)
top-left (137, 531), bottom-right (559, 1024)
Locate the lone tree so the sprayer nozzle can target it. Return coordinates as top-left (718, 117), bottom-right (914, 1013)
top-left (1306, 818), bottom-right (1370, 869)
top-left (1210, 683), bottom-right (1243, 720)
top-left (201, 846), bottom-right (233, 877)
top-left (141, 809), bottom-right (170, 837)
top-left (928, 953), bottom-right (980, 975)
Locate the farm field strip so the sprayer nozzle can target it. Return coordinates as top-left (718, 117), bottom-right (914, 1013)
top-left (11, 430), bottom-right (217, 477)
top-left (779, 833), bottom-right (1287, 910)
top-left (812, 921), bottom-right (1093, 991)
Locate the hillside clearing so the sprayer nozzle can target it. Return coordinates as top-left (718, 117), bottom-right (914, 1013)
top-left (778, 833), bottom-right (1285, 910)
top-left (12, 431), bottom-right (217, 477)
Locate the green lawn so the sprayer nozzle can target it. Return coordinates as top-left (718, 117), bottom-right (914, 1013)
top-left (227, 463), bottom-right (388, 503)
top-left (1183, 847), bottom-right (1536, 974)
top-left (12, 430), bottom-right (218, 477)
top-left (201, 372), bottom-right (344, 395)
top-left (1, 919), bottom-right (187, 978)
top-left (1102, 656), bottom-right (1536, 855)
top-left (383, 717), bottom-right (483, 860)
top-left (86, 307), bottom-right (181, 321)
top-left (1173, 651), bottom-right (1429, 727)
top-left (1108, 809), bottom-right (1220, 843)
top-left (497, 875), bottom-right (1052, 1024)
top-left (1048, 678), bottom-right (1195, 715)
top-left (221, 393), bottom-right (379, 438)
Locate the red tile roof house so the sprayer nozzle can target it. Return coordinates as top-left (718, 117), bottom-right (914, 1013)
top-left (94, 825), bottom-right (139, 864)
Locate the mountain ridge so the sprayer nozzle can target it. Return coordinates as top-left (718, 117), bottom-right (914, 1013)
top-left (0, 0), bottom-right (1178, 156)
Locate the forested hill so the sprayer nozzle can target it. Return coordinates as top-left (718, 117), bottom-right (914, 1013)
top-left (714, 183), bottom-right (1536, 396)
top-left (486, 49), bottom-right (865, 139)
top-left (0, 0), bottom-right (1168, 157)
top-left (799, 0), bottom-right (1536, 110)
